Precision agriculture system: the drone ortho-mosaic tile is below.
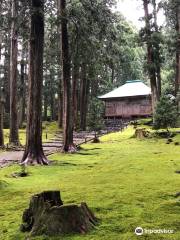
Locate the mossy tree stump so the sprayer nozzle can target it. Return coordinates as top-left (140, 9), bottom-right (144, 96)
top-left (134, 128), bottom-right (149, 139)
top-left (20, 191), bottom-right (98, 236)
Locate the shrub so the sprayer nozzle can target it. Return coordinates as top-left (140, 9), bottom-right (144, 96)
top-left (154, 94), bottom-right (178, 130)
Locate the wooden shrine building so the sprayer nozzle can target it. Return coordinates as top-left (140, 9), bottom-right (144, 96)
top-left (99, 80), bottom-right (152, 119)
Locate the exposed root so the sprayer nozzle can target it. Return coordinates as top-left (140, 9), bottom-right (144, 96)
top-left (62, 144), bottom-right (78, 153)
top-left (92, 137), bottom-right (100, 143)
top-left (68, 144), bottom-right (78, 153)
top-left (21, 152), bottom-right (49, 166)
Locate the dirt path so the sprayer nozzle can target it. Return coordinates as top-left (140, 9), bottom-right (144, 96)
top-left (0, 131), bottom-right (98, 168)
top-left (0, 128), bottom-right (124, 168)
top-left (0, 151), bottom-right (24, 168)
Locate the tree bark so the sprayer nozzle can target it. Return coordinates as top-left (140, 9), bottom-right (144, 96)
top-left (58, 84), bottom-right (63, 128)
top-left (50, 70), bottom-right (55, 121)
top-left (143, 0), bottom-right (158, 115)
top-left (4, 40), bottom-right (10, 115)
top-left (19, 47), bottom-right (26, 128)
top-left (80, 63), bottom-right (89, 130)
top-left (0, 4), bottom-right (4, 146)
top-left (21, 0), bottom-right (48, 165)
top-left (60, 0), bottom-right (74, 152)
top-left (57, 0), bottom-right (63, 128)
top-left (9, 0), bottom-right (19, 145)
top-left (152, 0), bottom-right (161, 98)
top-left (43, 78), bottom-right (48, 121)
top-left (72, 61), bottom-right (79, 130)
top-left (0, 88), bottom-right (5, 147)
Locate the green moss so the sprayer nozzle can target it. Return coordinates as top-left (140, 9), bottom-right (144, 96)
top-left (0, 180), bottom-right (9, 189)
top-left (0, 127), bottom-right (179, 239)
top-left (3, 122), bottom-right (60, 145)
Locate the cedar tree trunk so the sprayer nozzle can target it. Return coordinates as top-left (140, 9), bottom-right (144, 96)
top-left (0, 88), bottom-right (5, 146)
top-left (9, 0), bottom-right (19, 145)
top-left (19, 51), bottom-right (26, 128)
top-left (21, 0), bottom-right (48, 165)
top-left (60, 0), bottom-right (74, 152)
top-left (143, 0), bottom-right (158, 115)
top-left (72, 61), bottom-right (79, 130)
top-left (80, 63), bottom-right (89, 130)
top-left (152, 0), bottom-right (161, 98)
top-left (57, 0), bottom-right (63, 128)
top-left (4, 42), bottom-right (10, 115)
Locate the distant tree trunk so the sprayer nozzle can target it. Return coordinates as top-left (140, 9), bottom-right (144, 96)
top-left (50, 70), bottom-right (55, 121)
top-left (152, 0), bottom-right (161, 98)
top-left (0, 88), bottom-right (5, 147)
top-left (143, 0), bottom-right (158, 115)
top-left (175, 3), bottom-right (180, 95)
top-left (4, 40), bottom-right (10, 115)
top-left (3, 1), bottom-right (11, 117)
top-left (57, 0), bottom-right (63, 128)
top-left (60, 0), bottom-right (74, 152)
top-left (19, 47), bottom-right (26, 128)
top-left (43, 78), bottom-right (48, 121)
top-left (0, 12), bottom-right (4, 145)
top-left (58, 85), bottom-right (63, 128)
top-left (72, 61), bottom-right (79, 130)
top-left (22, 0), bottom-right (48, 165)
top-left (9, 0), bottom-right (19, 145)
top-left (80, 63), bottom-right (89, 130)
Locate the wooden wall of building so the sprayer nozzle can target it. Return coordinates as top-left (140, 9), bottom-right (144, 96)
top-left (105, 96), bottom-right (152, 118)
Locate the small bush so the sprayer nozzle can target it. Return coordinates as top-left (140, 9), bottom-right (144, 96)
top-left (154, 94), bottom-right (178, 130)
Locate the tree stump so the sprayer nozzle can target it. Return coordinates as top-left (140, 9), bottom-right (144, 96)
top-left (134, 128), bottom-right (149, 139)
top-left (20, 191), bottom-right (98, 236)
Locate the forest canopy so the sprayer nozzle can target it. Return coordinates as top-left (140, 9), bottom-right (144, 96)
top-left (0, 0), bottom-right (179, 156)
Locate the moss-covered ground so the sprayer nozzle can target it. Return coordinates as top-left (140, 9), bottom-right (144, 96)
top-left (0, 126), bottom-right (180, 240)
top-left (3, 121), bottom-right (59, 145)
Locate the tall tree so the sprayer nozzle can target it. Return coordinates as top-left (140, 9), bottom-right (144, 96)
top-left (142, 0), bottom-right (159, 115)
top-left (22, 0), bottom-right (48, 165)
top-left (60, 0), bottom-right (75, 152)
top-left (57, 0), bottom-right (63, 128)
top-left (19, 44), bottom-right (26, 128)
top-left (9, 0), bottom-right (19, 145)
top-left (0, 87), bottom-right (5, 147)
top-left (80, 63), bottom-right (89, 130)
top-left (72, 60), bottom-right (79, 130)
top-left (152, 0), bottom-right (162, 97)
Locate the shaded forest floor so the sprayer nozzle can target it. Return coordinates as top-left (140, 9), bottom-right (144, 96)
top-left (0, 126), bottom-right (180, 240)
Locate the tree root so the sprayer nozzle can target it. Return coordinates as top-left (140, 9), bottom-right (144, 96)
top-left (21, 152), bottom-right (49, 165)
top-left (62, 144), bottom-right (78, 153)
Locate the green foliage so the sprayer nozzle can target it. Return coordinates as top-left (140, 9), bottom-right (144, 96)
top-left (154, 94), bottom-right (178, 129)
top-left (87, 97), bottom-right (105, 131)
